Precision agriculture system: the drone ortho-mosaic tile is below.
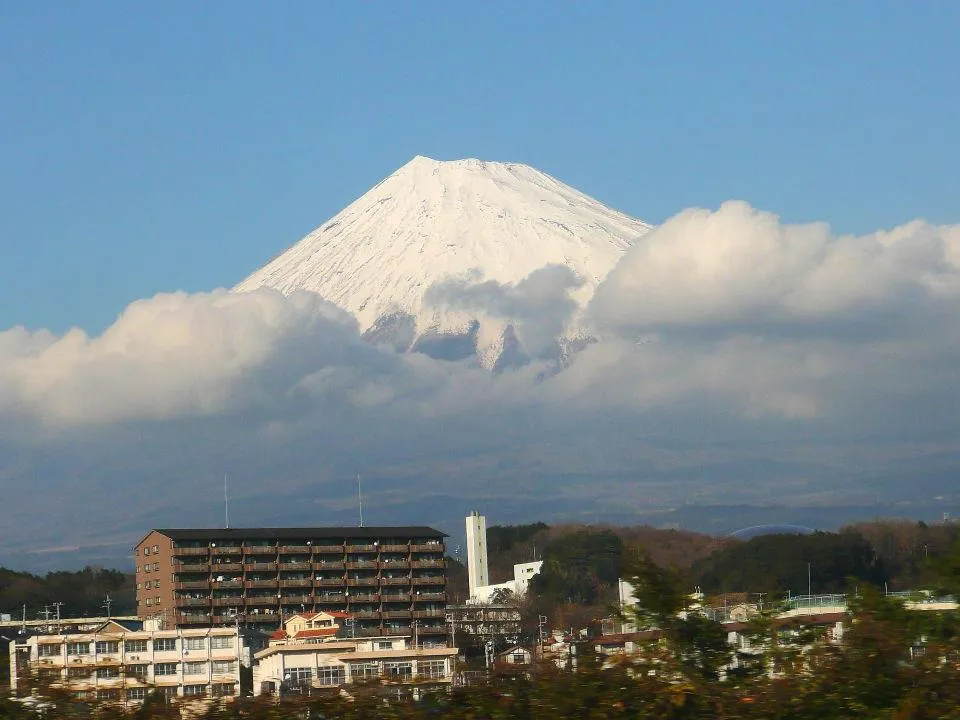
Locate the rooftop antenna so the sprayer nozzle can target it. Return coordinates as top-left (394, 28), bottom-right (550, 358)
top-left (357, 474), bottom-right (364, 527)
top-left (224, 474), bottom-right (230, 529)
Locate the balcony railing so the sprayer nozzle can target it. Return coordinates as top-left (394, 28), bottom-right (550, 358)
top-left (352, 610), bottom-right (380, 619)
top-left (346, 578), bottom-right (378, 586)
top-left (211, 563), bottom-right (242, 572)
top-left (348, 593), bottom-right (379, 602)
top-left (345, 544), bottom-right (377, 552)
top-left (277, 545), bottom-right (312, 553)
top-left (414, 592), bottom-right (446, 601)
top-left (175, 581), bottom-right (211, 590)
top-left (378, 544), bottom-right (409, 552)
top-left (280, 594), bottom-right (313, 604)
top-left (411, 577), bottom-right (444, 585)
top-left (313, 544), bottom-right (344, 554)
top-left (346, 561), bottom-right (378, 570)
top-left (211, 597), bottom-right (244, 606)
top-left (410, 544), bottom-right (443, 553)
top-left (172, 547), bottom-right (210, 556)
top-left (315, 594), bottom-right (346, 603)
top-left (210, 546), bottom-right (242, 555)
top-left (279, 579), bottom-right (312, 588)
top-left (382, 610), bottom-right (413, 619)
top-left (413, 609), bottom-right (445, 618)
top-left (279, 562), bottom-right (312, 571)
top-left (382, 592), bottom-right (411, 601)
top-left (382, 626), bottom-right (412, 636)
top-left (409, 560), bottom-right (445, 569)
top-left (244, 562), bottom-right (277, 572)
top-left (380, 577), bottom-right (410, 585)
top-left (244, 545), bottom-right (277, 554)
top-left (212, 580), bottom-right (243, 589)
top-left (316, 578), bottom-right (345, 586)
top-left (176, 613), bottom-right (211, 623)
top-left (418, 625), bottom-right (447, 635)
top-left (245, 579), bottom-right (278, 589)
top-left (313, 560), bottom-right (344, 569)
top-left (176, 597), bottom-right (211, 607)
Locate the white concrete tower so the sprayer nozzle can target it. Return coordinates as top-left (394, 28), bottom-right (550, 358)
top-left (465, 511), bottom-right (489, 599)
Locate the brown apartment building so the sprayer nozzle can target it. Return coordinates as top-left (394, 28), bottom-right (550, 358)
top-left (134, 528), bottom-right (448, 639)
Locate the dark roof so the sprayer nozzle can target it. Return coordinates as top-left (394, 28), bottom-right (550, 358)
top-left (150, 527), bottom-right (446, 542)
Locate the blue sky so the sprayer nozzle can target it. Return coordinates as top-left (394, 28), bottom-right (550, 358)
top-left (1, 1), bottom-right (958, 333)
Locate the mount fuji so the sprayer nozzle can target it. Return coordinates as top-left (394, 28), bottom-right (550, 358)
top-left (235, 156), bottom-right (652, 367)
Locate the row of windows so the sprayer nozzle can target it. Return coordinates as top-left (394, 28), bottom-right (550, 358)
top-left (137, 580), bottom-right (160, 590)
top-left (41, 661), bottom-right (236, 679)
top-left (41, 636), bottom-right (234, 656)
top-left (77, 684), bottom-right (234, 702)
top-left (137, 562), bottom-right (162, 573)
top-left (143, 544), bottom-right (161, 556)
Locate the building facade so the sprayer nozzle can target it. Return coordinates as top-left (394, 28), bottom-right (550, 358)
top-left (134, 527), bottom-right (448, 638)
top-left (8, 620), bottom-right (251, 703)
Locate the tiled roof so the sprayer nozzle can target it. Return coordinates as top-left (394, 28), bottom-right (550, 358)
top-left (295, 628), bottom-right (339, 639)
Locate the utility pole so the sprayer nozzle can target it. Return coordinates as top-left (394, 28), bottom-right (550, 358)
top-left (103, 595), bottom-right (112, 619)
top-left (807, 563), bottom-right (812, 597)
top-left (537, 615), bottom-right (548, 657)
top-left (53, 602), bottom-right (62, 635)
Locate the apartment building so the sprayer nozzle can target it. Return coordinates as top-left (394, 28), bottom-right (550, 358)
top-left (134, 527), bottom-right (448, 638)
top-left (8, 619), bottom-right (253, 703)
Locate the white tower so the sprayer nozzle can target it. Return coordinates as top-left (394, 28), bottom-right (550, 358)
top-left (465, 511), bottom-right (489, 599)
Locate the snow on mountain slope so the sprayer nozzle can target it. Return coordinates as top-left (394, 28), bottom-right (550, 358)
top-left (235, 155), bottom-right (651, 366)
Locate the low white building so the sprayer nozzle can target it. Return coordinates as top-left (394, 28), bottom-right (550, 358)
top-left (9, 619), bottom-right (259, 704)
top-left (254, 632), bottom-right (457, 695)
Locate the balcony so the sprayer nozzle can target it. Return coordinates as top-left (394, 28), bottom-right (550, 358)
top-left (315, 594), bottom-right (346, 604)
top-left (348, 592), bottom-right (379, 602)
top-left (316, 577), bottom-right (345, 586)
top-left (212, 580), bottom-right (243, 589)
top-left (411, 577), bottom-right (444, 586)
top-left (279, 579), bottom-right (312, 588)
top-left (413, 609), bottom-right (445, 618)
top-left (410, 544), bottom-right (443, 553)
top-left (176, 597), bottom-right (211, 607)
top-left (381, 592), bottom-right (411, 602)
top-left (313, 544), bottom-right (344, 554)
top-left (382, 610), bottom-right (413, 619)
top-left (176, 613), bottom-right (211, 623)
top-left (244, 545), bottom-right (277, 554)
top-left (414, 592), bottom-right (446, 601)
top-left (419, 625), bottom-right (448, 635)
top-left (378, 544), bottom-right (409, 553)
top-left (382, 626), bottom-right (412, 636)
top-left (380, 577), bottom-right (410, 586)
top-left (172, 546), bottom-right (210, 556)
top-left (345, 544), bottom-right (377, 552)
top-left (244, 579), bottom-right (278, 589)
top-left (409, 560), bottom-right (445, 569)
top-left (352, 610), bottom-right (380, 619)
top-left (345, 561), bottom-right (378, 570)
top-left (277, 545), bottom-right (312, 553)
top-left (279, 562), bottom-right (312, 572)
top-left (211, 563), bottom-right (242, 573)
top-left (280, 594), bottom-right (313, 604)
top-left (175, 581), bottom-right (211, 590)
top-left (244, 562), bottom-right (277, 572)
top-left (212, 597), bottom-right (244, 606)
top-left (210, 546), bottom-right (242, 555)
top-left (313, 560), bottom-right (344, 569)
top-left (346, 578), bottom-right (378, 586)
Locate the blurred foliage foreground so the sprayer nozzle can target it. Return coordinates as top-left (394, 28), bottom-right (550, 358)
top-left (4, 545), bottom-right (960, 720)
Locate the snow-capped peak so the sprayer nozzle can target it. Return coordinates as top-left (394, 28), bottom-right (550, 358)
top-left (235, 155), bottom-right (651, 366)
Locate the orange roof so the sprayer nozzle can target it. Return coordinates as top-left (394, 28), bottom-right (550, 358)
top-left (294, 627), bottom-right (339, 639)
top-left (269, 630), bottom-right (287, 640)
top-left (327, 611), bottom-right (351, 618)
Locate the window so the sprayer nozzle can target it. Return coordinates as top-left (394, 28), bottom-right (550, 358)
top-left (183, 661), bottom-right (207, 675)
top-left (210, 635), bottom-right (233, 650)
top-left (144, 580), bottom-right (152, 590)
top-left (385, 661), bottom-right (412, 679)
top-left (154, 581), bottom-right (160, 589)
top-left (317, 666), bottom-right (345, 686)
top-left (38, 644), bottom-right (61, 657)
top-left (154, 562), bottom-right (160, 571)
top-left (126, 688), bottom-right (148, 701)
top-left (183, 684), bottom-right (206, 697)
top-left (96, 641), bottom-right (120, 654)
top-left (350, 662), bottom-right (380, 680)
top-left (155, 662), bottom-right (178, 676)
top-left (68, 667), bottom-right (91, 679)
top-left (284, 667), bottom-right (312, 684)
top-left (126, 664), bottom-right (148, 678)
top-left (38, 668), bottom-right (60, 682)
top-left (212, 683), bottom-right (235, 697)
top-left (145, 565), bottom-right (151, 573)
top-left (66, 642), bottom-right (90, 655)
top-left (154, 638), bottom-right (177, 652)
top-left (212, 660), bottom-right (235, 675)
top-left (376, 641), bottom-right (393, 650)
top-left (419, 660), bottom-right (447, 679)
top-left (144, 548), bottom-right (151, 556)
top-left (158, 687), bottom-right (178, 699)
top-left (137, 583), bottom-right (142, 590)
top-left (125, 640), bottom-right (148, 653)
top-left (97, 666), bottom-right (119, 679)
top-left (153, 544), bottom-right (160, 553)
top-left (184, 637), bottom-right (206, 651)
top-left (97, 689), bottom-right (121, 701)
